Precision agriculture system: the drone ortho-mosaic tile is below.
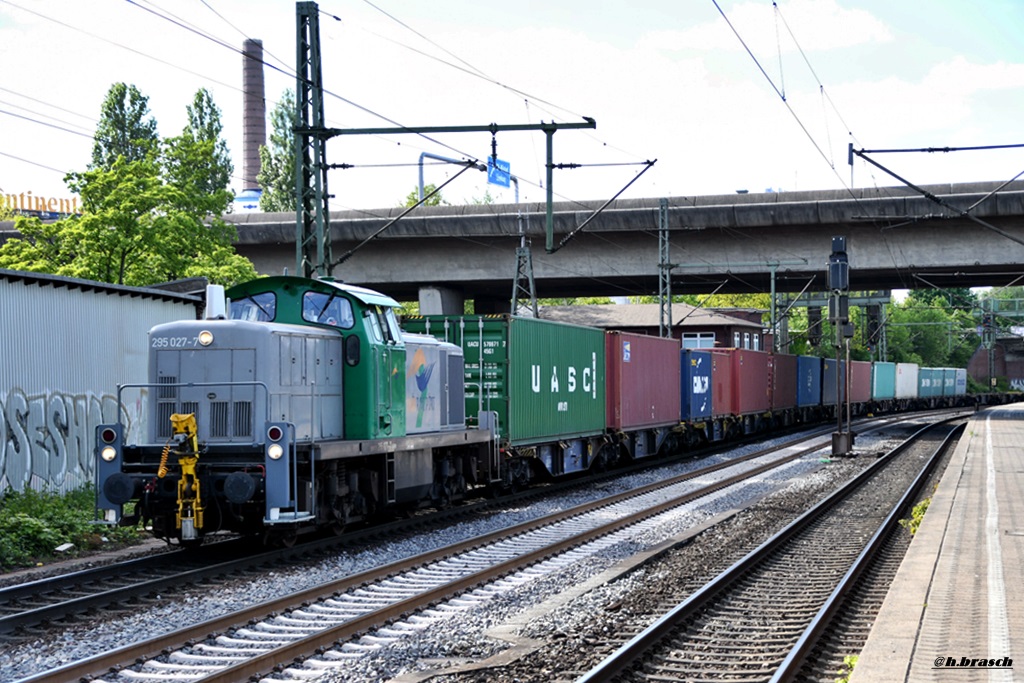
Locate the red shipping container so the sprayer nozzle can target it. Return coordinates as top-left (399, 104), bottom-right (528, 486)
top-left (711, 349), bottom-right (734, 419)
top-left (732, 348), bottom-right (771, 414)
top-left (712, 348), bottom-right (771, 416)
top-left (605, 331), bottom-right (681, 430)
top-left (850, 360), bottom-right (872, 404)
top-left (771, 353), bottom-right (798, 411)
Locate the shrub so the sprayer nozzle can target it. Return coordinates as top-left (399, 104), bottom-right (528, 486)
top-left (0, 485), bottom-right (142, 570)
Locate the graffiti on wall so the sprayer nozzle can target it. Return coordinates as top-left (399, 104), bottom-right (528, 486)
top-left (1010, 379), bottom-right (1024, 392)
top-left (0, 388), bottom-right (139, 494)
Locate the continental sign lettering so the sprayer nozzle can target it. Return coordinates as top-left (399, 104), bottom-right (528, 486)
top-left (3, 190), bottom-right (81, 216)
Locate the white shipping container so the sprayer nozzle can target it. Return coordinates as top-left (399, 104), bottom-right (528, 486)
top-left (955, 368), bottom-right (968, 396)
top-left (895, 362), bottom-right (919, 399)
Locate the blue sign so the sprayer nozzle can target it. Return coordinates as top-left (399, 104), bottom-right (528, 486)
top-left (487, 158), bottom-right (511, 188)
top-left (622, 340), bottom-right (631, 362)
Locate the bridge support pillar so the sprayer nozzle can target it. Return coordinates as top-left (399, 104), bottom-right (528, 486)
top-left (419, 286), bottom-right (464, 315)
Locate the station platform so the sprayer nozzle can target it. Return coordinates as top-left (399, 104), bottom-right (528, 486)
top-left (851, 403), bottom-right (1023, 682)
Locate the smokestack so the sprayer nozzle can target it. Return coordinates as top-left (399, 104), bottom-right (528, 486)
top-left (242, 39), bottom-right (266, 192)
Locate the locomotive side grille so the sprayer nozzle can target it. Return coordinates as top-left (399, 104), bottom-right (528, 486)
top-left (181, 401), bottom-right (199, 418)
top-left (210, 401), bottom-right (229, 437)
top-left (157, 376), bottom-right (177, 399)
top-left (156, 376), bottom-right (178, 438)
top-left (234, 401), bottom-right (252, 437)
top-left (157, 402), bottom-right (175, 438)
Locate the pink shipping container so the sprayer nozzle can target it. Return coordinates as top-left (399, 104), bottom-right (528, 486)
top-left (770, 353), bottom-right (798, 411)
top-left (605, 331), bottom-right (681, 430)
top-left (850, 360), bottom-right (872, 404)
top-left (711, 348), bottom-right (771, 416)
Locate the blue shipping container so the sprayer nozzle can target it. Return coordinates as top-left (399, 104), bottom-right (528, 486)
top-left (942, 368), bottom-right (957, 397)
top-left (918, 367), bottom-right (944, 398)
top-left (796, 356), bottom-right (822, 407)
top-left (872, 362), bottom-right (896, 401)
top-left (681, 349), bottom-right (713, 421)
top-left (955, 368), bottom-right (967, 396)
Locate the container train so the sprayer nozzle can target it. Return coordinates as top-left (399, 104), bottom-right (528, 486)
top-left (94, 276), bottom-right (980, 546)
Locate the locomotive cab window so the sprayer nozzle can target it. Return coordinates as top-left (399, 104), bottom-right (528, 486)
top-left (365, 308), bottom-right (384, 342)
top-left (384, 307), bottom-right (402, 343)
top-left (230, 291), bottom-right (276, 322)
top-left (302, 291), bottom-right (354, 328)
top-left (365, 305), bottom-right (399, 343)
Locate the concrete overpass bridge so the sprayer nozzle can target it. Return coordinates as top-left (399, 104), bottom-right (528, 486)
top-left (227, 180), bottom-right (1024, 313)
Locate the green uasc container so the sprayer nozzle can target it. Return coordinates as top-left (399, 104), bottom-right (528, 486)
top-left (403, 315), bottom-right (606, 446)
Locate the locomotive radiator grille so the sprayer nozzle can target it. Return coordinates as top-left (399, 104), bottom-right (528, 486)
top-left (234, 401), bottom-right (252, 437)
top-left (157, 377), bottom-right (178, 439)
top-left (210, 402), bottom-right (229, 437)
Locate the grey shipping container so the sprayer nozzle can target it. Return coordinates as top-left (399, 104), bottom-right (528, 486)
top-left (403, 315), bottom-right (606, 446)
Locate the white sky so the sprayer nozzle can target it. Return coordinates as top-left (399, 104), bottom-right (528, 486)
top-left (2, 0), bottom-right (1024, 213)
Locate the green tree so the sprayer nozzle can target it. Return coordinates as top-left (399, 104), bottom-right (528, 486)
top-left (885, 294), bottom-right (971, 367)
top-left (402, 183), bottom-right (447, 207)
top-left (91, 83), bottom-right (159, 170)
top-left (164, 88), bottom-right (233, 201)
top-left (0, 86), bottom-right (256, 288)
top-left (257, 90), bottom-right (296, 212)
top-left (469, 188), bottom-right (495, 205)
top-left (0, 195), bottom-right (14, 220)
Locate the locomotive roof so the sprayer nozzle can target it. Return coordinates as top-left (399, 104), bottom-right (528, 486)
top-left (227, 275), bottom-right (400, 308)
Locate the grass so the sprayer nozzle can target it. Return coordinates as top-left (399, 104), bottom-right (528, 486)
top-left (899, 496), bottom-right (931, 536)
top-left (835, 654), bottom-right (859, 683)
top-left (0, 485), bottom-right (144, 571)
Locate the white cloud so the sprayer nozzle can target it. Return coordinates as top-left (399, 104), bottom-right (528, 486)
top-left (641, 0), bottom-right (893, 54)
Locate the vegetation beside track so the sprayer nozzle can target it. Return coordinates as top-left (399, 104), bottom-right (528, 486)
top-left (0, 486), bottom-right (144, 571)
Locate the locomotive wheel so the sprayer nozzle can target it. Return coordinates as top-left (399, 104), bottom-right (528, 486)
top-left (263, 528), bottom-right (298, 548)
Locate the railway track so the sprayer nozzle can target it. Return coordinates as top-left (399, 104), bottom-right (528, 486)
top-left (0, 418), bottom-right (853, 640)
top-left (12, 420), bottom-right (873, 683)
top-left (574, 418), bottom-right (962, 683)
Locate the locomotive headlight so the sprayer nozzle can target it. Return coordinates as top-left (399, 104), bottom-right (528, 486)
top-left (267, 443), bottom-right (284, 460)
top-left (198, 330), bottom-right (214, 346)
top-left (100, 446), bottom-right (117, 462)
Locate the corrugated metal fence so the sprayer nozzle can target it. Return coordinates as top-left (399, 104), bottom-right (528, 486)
top-left (0, 270), bottom-right (199, 496)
